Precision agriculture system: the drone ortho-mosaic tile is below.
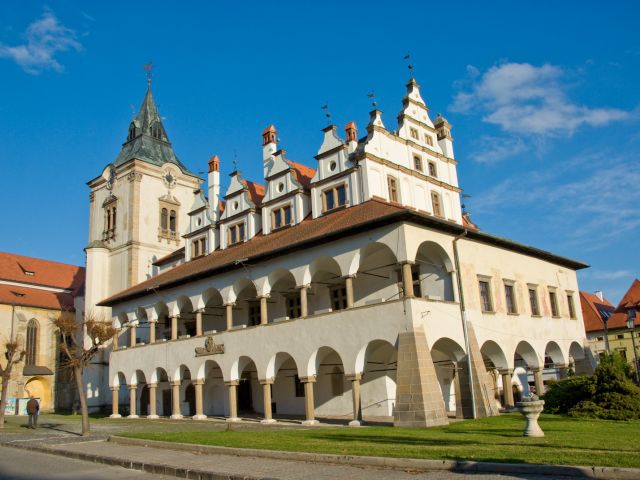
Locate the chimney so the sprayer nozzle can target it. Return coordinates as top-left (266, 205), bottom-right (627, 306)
top-left (594, 290), bottom-right (604, 302)
top-left (262, 125), bottom-right (277, 176)
top-left (208, 155), bottom-right (220, 221)
top-left (345, 121), bottom-right (357, 153)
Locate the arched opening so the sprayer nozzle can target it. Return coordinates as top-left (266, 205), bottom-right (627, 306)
top-left (133, 370), bottom-right (147, 416)
top-left (361, 340), bottom-right (397, 422)
top-left (354, 243), bottom-right (400, 307)
top-left (308, 257), bottom-right (344, 315)
top-left (235, 356), bottom-right (260, 415)
top-left (24, 377), bottom-right (51, 412)
top-left (269, 352), bottom-right (303, 419)
top-left (234, 280), bottom-right (259, 327)
top-left (514, 341), bottom-right (541, 401)
top-left (153, 368), bottom-right (170, 416)
top-left (431, 337), bottom-right (466, 415)
top-left (154, 303), bottom-right (171, 341)
top-left (414, 241), bottom-right (455, 302)
top-left (135, 308), bottom-right (150, 344)
top-left (267, 270), bottom-right (298, 322)
top-left (481, 340), bottom-right (509, 409)
top-left (175, 365), bottom-right (194, 417)
top-left (569, 341), bottom-right (592, 375)
top-left (26, 319), bottom-right (39, 366)
top-left (202, 288), bottom-right (225, 333)
top-left (177, 296), bottom-right (196, 337)
top-left (116, 372), bottom-right (128, 416)
top-left (201, 360), bottom-right (226, 416)
top-left (311, 347), bottom-right (350, 420)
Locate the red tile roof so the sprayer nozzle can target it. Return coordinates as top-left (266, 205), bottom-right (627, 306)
top-left (580, 291), bottom-right (614, 333)
top-left (100, 198), bottom-right (588, 307)
top-left (0, 252), bottom-right (85, 293)
top-left (609, 279), bottom-right (640, 329)
top-left (287, 160), bottom-right (316, 187)
top-left (242, 180), bottom-right (266, 206)
top-left (0, 284), bottom-right (76, 311)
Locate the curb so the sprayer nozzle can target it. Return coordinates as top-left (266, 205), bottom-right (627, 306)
top-left (1, 440), bottom-right (277, 480)
top-left (110, 435), bottom-right (640, 480)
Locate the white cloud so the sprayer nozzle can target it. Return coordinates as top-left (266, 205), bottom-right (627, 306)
top-left (0, 8), bottom-right (82, 75)
top-left (451, 62), bottom-right (629, 136)
top-left (470, 135), bottom-right (527, 164)
top-left (582, 270), bottom-right (635, 281)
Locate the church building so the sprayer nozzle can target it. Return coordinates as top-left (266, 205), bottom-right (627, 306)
top-left (90, 75), bottom-right (593, 426)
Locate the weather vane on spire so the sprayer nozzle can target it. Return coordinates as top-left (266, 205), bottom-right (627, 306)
top-left (143, 61), bottom-right (153, 88)
top-left (321, 103), bottom-right (331, 124)
top-left (403, 53), bottom-right (414, 78)
top-left (367, 92), bottom-right (377, 108)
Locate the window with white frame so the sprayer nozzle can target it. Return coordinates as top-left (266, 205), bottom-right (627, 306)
top-left (504, 281), bottom-right (517, 314)
top-left (549, 288), bottom-right (559, 317)
top-left (272, 204), bottom-right (292, 230)
top-left (567, 292), bottom-right (576, 319)
top-left (528, 286), bottom-right (540, 316)
top-left (228, 222), bottom-right (246, 245)
top-left (428, 161), bottom-right (438, 178)
top-left (387, 176), bottom-right (399, 202)
top-left (431, 191), bottom-right (443, 217)
top-left (323, 184), bottom-right (346, 212)
top-left (478, 278), bottom-right (493, 312)
top-left (413, 155), bottom-right (423, 172)
top-left (330, 284), bottom-right (347, 311)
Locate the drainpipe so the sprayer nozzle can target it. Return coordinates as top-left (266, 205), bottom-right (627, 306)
top-left (10, 303), bottom-right (16, 342)
top-left (453, 229), bottom-right (476, 419)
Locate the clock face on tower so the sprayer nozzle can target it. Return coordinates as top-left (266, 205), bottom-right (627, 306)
top-left (163, 168), bottom-right (176, 189)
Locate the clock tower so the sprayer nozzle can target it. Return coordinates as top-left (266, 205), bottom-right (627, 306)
top-left (85, 82), bottom-right (201, 323)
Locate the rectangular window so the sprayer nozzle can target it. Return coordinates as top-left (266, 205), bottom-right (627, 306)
top-left (272, 205), bottom-right (292, 230)
top-left (529, 287), bottom-right (540, 316)
top-left (425, 135), bottom-right (434, 146)
top-left (617, 348), bottom-right (627, 360)
top-left (428, 161), bottom-right (438, 178)
top-left (478, 280), bottom-right (493, 312)
top-left (200, 238), bottom-right (207, 256)
top-left (549, 290), bottom-right (559, 317)
top-left (410, 127), bottom-right (419, 140)
top-left (192, 240), bottom-right (200, 258)
top-left (505, 283), bottom-right (517, 314)
top-left (431, 191), bottom-right (443, 217)
top-left (330, 285), bottom-right (348, 311)
top-left (323, 184), bottom-right (347, 212)
top-left (287, 295), bottom-right (302, 319)
top-left (387, 176), bottom-right (399, 202)
top-left (228, 222), bottom-right (246, 245)
top-left (294, 375), bottom-right (305, 397)
top-left (617, 334), bottom-right (625, 340)
top-left (567, 293), bottom-right (576, 319)
top-left (596, 336), bottom-right (604, 341)
top-left (248, 301), bottom-right (261, 326)
top-left (413, 155), bottom-right (423, 172)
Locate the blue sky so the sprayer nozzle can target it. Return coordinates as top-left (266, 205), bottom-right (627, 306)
top-left (0, 1), bottom-right (638, 303)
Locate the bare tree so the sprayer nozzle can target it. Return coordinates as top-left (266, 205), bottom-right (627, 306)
top-left (0, 340), bottom-right (26, 428)
top-left (53, 310), bottom-right (116, 436)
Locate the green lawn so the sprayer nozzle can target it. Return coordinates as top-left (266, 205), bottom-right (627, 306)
top-left (121, 414), bottom-right (640, 468)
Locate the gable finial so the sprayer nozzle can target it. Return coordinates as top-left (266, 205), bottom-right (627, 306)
top-left (143, 61), bottom-right (153, 89)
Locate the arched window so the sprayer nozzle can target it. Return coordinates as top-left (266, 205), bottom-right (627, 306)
top-left (431, 191), bottom-right (443, 217)
top-left (169, 210), bottom-right (176, 233)
top-left (26, 319), bottom-right (38, 366)
top-left (161, 208), bottom-right (168, 230)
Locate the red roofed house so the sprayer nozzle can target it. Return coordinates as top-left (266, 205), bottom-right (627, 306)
top-left (0, 252), bottom-right (85, 412)
top-left (582, 280), bottom-right (640, 374)
top-left (87, 75), bottom-right (593, 426)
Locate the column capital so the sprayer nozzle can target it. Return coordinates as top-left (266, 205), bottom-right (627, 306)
top-left (194, 308), bottom-right (205, 314)
top-left (193, 379), bottom-right (205, 386)
top-left (223, 302), bottom-right (236, 307)
top-left (170, 380), bottom-right (182, 387)
top-left (148, 383), bottom-right (157, 388)
top-left (401, 260), bottom-right (416, 266)
top-left (342, 274), bottom-right (357, 279)
top-left (225, 380), bottom-right (240, 387)
top-left (299, 375), bottom-right (316, 384)
top-left (555, 363), bottom-right (569, 369)
top-left (345, 373), bottom-right (362, 381)
top-left (296, 284), bottom-right (311, 290)
top-left (257, 294), bottom-right (271, 299)
top-left (128, 384), bottom-right (137, 390)
top-left (530, 367), bottom-right (543, 373)
top-left (499, 368), bottom-right (514, 375)
top-left (110, 386), bottom-right (120, 392)
top-left (259, 378), bottom-right (274, 385)
top-left (148, 318), bottom-right (158, 324)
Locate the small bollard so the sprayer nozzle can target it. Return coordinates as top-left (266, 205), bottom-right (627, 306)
top-left (516, 395), bottom-right (545, 437)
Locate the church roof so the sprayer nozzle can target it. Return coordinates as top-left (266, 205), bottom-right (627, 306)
top-left (0, 284), bottom-right (76, 311)
top-left (99, 198), bottom-right (588, 307)
top-left (114, 86), bottom-right (193, 175)
top-left (0, 251), bottom-right (85, 293)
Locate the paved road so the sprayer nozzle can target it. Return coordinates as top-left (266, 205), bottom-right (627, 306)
top-left (0, 445), bottom-right (175, 480)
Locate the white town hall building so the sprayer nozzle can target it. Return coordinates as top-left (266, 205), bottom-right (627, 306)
top-left (84, 75), bottom-right (593, 427)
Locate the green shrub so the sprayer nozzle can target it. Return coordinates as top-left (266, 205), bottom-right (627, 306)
top-left (542, 375), bottom-right (595, 414)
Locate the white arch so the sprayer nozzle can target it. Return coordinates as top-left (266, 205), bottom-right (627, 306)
top-left (229, 355), bottom-right (258, 381)
top-left (545, 341), bottom-right (567, 366)
top-left (514, 340), bottom-right (541, 368)
top-left (481, 340), bottom-right (509, 370)
top-left (265, 351), bottom-right (299, 380)
top-left (306, 346), bottom-right (345, 378)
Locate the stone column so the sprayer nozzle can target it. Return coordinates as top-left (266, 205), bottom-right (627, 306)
top-left (170, 381), bottom-right (183, 419)
top-left (259, 295), bottom-right (269, 325)
top-left (147, 383), bottom-right (158, 419)
top-left (260, 379), bottom-right (276, 424)
top-left (344, 275), bottom-right (355, 308)
top-left (346, 373), bottom-right (362, 427)
top-left (171, 316), bottom-right (178, 340)
top-left (556, 363), bottom-right (569, 379)
top-left (401, 262), bottom-right (415, 298)
top-left (110, 387), bottom-right (121, 418)
top-left (195, 311), bottom-right (203, 336)
top-left (500, 369), bottom-right (514, 409)
top-left (301, 376), bottom-right (318, 425)
top-left (129, 325), bottom-right (137, 347)
top-left (299, 285), bottom-right (309, 318)
top-left (193, 379), bottom-right (206, 420)
top-left (225, 380), bottom-right (240, 422)
top-left (149, 320), bottom-right (156, 344)
top-left (225, 303), bottom-right (234, 331)
top-left (532, 368), bottom-right (545, 395)
top-left (112, 331), bottom-right (119, 350)
top-left (128, 384), bottom-right (138, 418)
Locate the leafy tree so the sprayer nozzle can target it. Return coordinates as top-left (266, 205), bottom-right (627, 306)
top-left (0, 340), bottom-right (26, 428)
top-left (53, 311), bottom-right (116, 435)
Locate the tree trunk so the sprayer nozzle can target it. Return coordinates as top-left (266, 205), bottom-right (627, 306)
top-left (0, 375), bottom-right (10, 428)
top-left (73, 366), bottom-right (90, 435)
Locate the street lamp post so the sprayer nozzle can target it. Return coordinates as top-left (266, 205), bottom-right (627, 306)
top-left (627, 307), bottom-right (639, 384)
